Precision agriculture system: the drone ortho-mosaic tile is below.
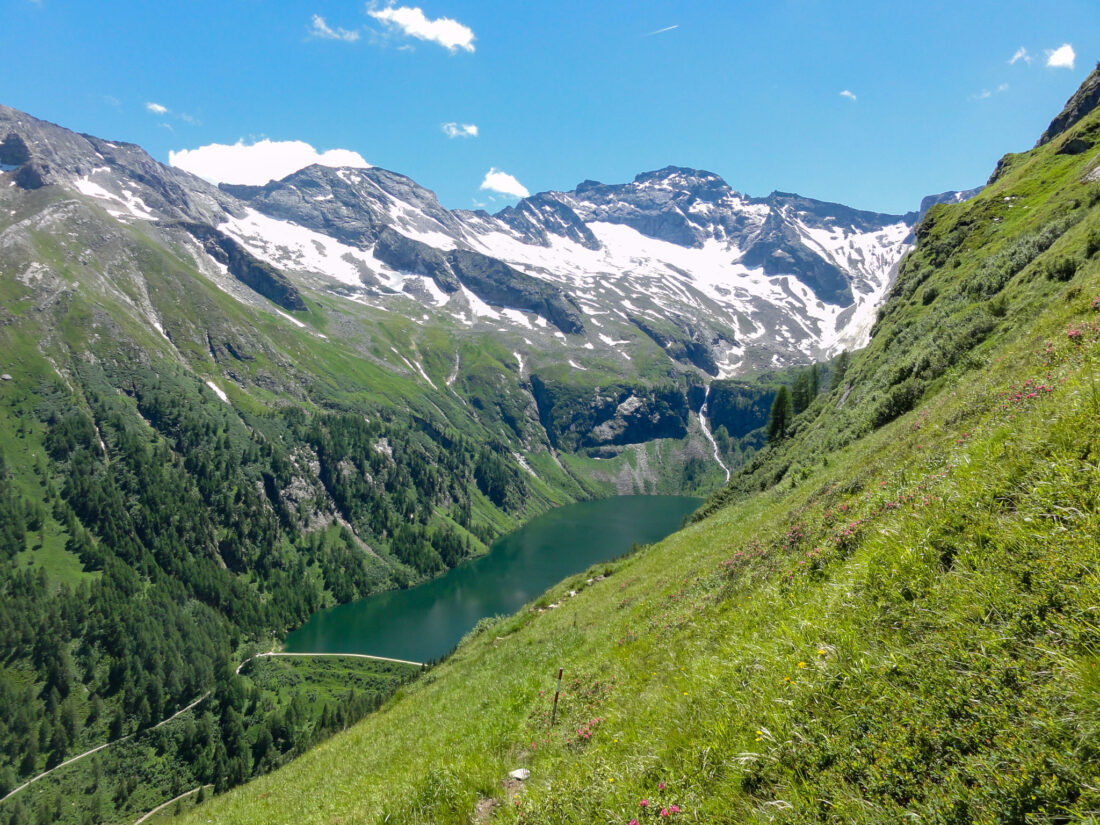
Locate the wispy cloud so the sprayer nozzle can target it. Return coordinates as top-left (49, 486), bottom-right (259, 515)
top-left (368, 5), bottom-right (475, 53)
top-left (644, 24), bottom-right (678, 36)
top-left (839, 89), bottom-right (857, 102)
top-left (480, 168), bottom-right (528, 199)
top-left (442, 122), bottom-right (478, 139)
top-left (169, 139), bottom-right (371, 185)
top-left (971, 83), bottom-right (1009, 101)
top-left (310, 14), bottom-right (360, 42)
top-left (145, 102), bottom-right (168, 115)
top-left (1046, 43), bottom-right (1076, 69)
top-left (1009, 47), bottom-right (1032, 65)
top-left (103, 95), bottom-right (121, 108)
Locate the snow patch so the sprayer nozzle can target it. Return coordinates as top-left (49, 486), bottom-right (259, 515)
top-left (274, 307), bottom-right (306, 328)
top-left (205, 381), bottom-right (230, 403)
top-left (221, 208), bottom-right (376, 287)
top-left (512, 452), bottom-right (538, 479)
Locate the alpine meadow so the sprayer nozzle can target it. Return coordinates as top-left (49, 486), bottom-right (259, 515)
top-left (1, 5), bottom-right (1100, 824)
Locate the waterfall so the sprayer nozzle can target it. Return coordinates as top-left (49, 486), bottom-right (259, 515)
top-left (698, 384), bottom-right (730, 485)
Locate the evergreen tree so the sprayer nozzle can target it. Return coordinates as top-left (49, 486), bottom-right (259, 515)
top-left (767, 386), bottom-right (794, 442)
top-left (830, 350), bottom-right (850, 391)
top-left (792, 371), bottom-right (812, 414)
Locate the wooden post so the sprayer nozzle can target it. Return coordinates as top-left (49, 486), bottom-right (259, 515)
top-left (550, 667), bottom-right (563, 726)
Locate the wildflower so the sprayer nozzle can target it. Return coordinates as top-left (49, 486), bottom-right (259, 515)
top-left (817, 649), bottom-right (826, 655)
top-left (661, 809), bottom-right (670, 817)
top-left (630, 820), bottom-right (639, 825)
top-left (797, 661), bottom-right (807, 668)
top-left (641, 800), bottom-right (649, 808)
top-left (670, 805), bottom-right (681, 814)
top-left (658, 782), bottom-right (666, 791)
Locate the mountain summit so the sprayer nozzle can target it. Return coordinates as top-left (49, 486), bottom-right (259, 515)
top-left (1, 103), bottom-right (969, 378)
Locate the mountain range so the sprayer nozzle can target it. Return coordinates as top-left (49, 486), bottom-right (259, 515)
top-left (2, 58), bottom-right (1099, 825)
top-left (2, 104), bottom-right (974, 378)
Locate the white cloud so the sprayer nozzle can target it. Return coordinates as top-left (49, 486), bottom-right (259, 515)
top-left (169, 139), bottom-right (371, 185)
top-left (644, 24), bottom-right (678, 36)
top-left (480, 168), bottom-right (529, 199)
top-left (145, 102), bottom-right (168, 115)
top-left (839, 89), bottom-right (857, 102)
top-left (368, 5), bottom-right (475, 53)
top-left (1046, 43), bottom-right (1076, 69)
top-left (1009, 47), bottom-right (1032, 65)
top-left (310, 14), bottom-right (360, 42)
top-left (971, 83), bottom-right (1009, 101)
top-left (442, 122), bottom-right (478, 138)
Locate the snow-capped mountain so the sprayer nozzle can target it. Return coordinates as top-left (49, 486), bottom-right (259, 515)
top-left (213, 163), bottom-right (924, 376)
top-left (1, 103), bottom-right (965, 378)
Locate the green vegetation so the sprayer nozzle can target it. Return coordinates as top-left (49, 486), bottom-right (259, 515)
top-left (153, 77), bottom-right (1100, 823)
top-left (2, 655), bottom-right (417, 824)
top-left (766, 385), bottom-right (793, 442)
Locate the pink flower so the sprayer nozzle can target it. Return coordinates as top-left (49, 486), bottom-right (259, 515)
top-left (661, 810), bottom-right (670, 818)
top-left (630, 820), bottom-right (639, 825)
top-left (640, 799), bottom-right (649, 808)
top-left (670, 805), bottom-right (681, 813)
top-left (658, 782), bottom-right (666, 790)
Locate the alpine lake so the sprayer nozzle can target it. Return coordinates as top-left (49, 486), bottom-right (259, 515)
top-left (284, 495), bottom-right (702, 664)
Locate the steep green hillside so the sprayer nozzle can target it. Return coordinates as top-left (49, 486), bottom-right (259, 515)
top-left (0, 179), bottom-right (595, 823)
top-left (162, 69), bottom-right (1100, 824)
top-left (1, 96), bottom-right (750, 822)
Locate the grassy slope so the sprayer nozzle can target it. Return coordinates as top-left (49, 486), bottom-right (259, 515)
top-left (174, 83), bottom-right (1100, 823)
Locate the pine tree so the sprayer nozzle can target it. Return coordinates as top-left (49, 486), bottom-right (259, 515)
top-left (768, 386), bottom-right (794, 442)
top-left (792, 371), bottom-right (812, 414)
top-left (830, 350), bottom-right (851, 391)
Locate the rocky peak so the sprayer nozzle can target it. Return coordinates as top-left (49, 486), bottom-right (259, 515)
top-left (221, 163), bottom-right (467, 248)
top-left (1037, 62), bottom-right (1100, 147)
top-left (914, 188), bottom-right (983, 223)
top-left (0, 104), bottom-right (233, 223)
top-left (493, 192), bottom-right (600, 250)
top-left (561, 167), bottom-right (744, 248)
top-left (760, 191), bottom-right (916, 233)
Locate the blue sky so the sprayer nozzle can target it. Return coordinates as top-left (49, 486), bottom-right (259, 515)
top-left (1, 0), bottom-right (1097, 214)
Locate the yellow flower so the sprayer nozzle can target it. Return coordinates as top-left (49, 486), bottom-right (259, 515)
top-left (818, 649), bottom-right (827, 655)
top-left (797, 661), bottom-right (807, 668)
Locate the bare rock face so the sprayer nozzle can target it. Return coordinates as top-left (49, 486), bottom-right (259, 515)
top-left (0, 104), bottom-right (237, 223)
top-left (0, 132), bottom-right (31, 166)
top-left (446, 249), bottom-right (585, 335)
top-left (220, 165), bottom-right (467, 249)
top-left (1037, 62), bottom-right (1100, 147)
top-left (175, 222), bottom-right (307, 312)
